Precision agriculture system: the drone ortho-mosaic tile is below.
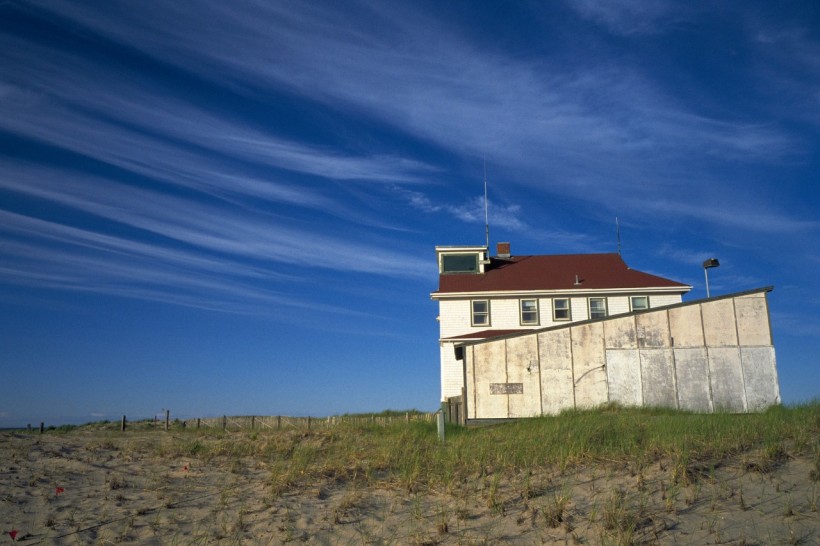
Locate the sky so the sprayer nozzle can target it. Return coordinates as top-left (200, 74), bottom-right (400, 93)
top-left (1, 1), bottom-right (819, 427)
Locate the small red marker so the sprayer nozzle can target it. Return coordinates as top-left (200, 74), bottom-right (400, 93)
top-left (55, 486), bottom-right (65, 496)
top-left (8, 529), bottom-right (18, 541)
top-left (183, 465), bottom-right (189, 472)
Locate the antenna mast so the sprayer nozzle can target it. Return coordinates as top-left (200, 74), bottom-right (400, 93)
top-left (483, 159), bottom-right (489, 250)
top-left (616, 217), bottom-right (622, 255)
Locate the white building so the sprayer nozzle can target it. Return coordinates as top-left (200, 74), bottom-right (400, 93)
top-left (431, 242), bottom-right (692, 403)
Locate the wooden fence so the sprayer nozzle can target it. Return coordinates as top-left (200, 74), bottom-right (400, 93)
top-left (444, 395), bottom-right (465, 425)
top-left (26, 412), bottom-right (441, 433)
top-left (174, 412), bottom-right (438, 431)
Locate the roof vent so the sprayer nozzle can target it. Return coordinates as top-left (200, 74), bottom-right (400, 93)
top-left (497, 242), bottom-right (510, 258)
top-left (574, 274), bottom-right (582, 286)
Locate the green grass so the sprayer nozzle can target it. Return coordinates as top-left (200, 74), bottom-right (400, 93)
top-left (55, 402), bottom-right (820, 495)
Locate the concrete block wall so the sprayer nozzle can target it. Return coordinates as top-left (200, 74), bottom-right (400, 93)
top-left (462, 288), bottom-right (779, 418)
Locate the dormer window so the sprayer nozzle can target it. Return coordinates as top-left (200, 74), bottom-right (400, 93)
top-left (436, 246), bottom-right (487, 274)
top-left (441, 253), bottom-right (479, 274)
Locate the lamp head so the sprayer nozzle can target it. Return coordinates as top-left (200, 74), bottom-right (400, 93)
top-left (703, 258), bottom-right (720, 269)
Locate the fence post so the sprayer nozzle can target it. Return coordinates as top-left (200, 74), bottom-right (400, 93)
top-left (405, 412), bottom-right (410, 423)
top-left (27, 424), bottom-right (31, 433)
top-left (40, 422), bottom-right (44, 434)
top-left (307, 416), bottom-right (311, 431)
top-left (437, 411), bottom-right (445, 443)
top-left (222, 416), bottom-right (227, 430)
top-left (165, 410), bottom-right (170, 431)
top-left (251, 415), bottom-right (255, 429)
top-left (121, 415), bottom-right (126, 432)
top-left (460, 387), bottom-right (467, 426)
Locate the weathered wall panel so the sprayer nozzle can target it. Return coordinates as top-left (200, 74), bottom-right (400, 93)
top-left (674, 348), bottom-right (712, 412)
top-left (708, 347), bottom-right (746, 412)
top-left (505, 336), bottom-right (541, 417)
top-left (538, 329), bottom-right (574, 414)
top-left (741, 347), bottom-right (780, 411)
top-left (636, 311), bottom-right (671, 348)
top-left (735, 294), bottom-right (771, 346)
top-left (463, 289), bottom-right (778, 419)
top-left (702, 299), bottom-right (738, 347)
top-left (606, 350), bottom-right (642, 406)
top-left (604, 316), bottom-right (636, 349)
top-left (668, 305), bottom-right (704, 347)
top-left (571, 323), bottom-right (608, 408)
top-left (640, 349), bottom-right (677, 409)
top-left (472, 341), bottom-right (507, 419)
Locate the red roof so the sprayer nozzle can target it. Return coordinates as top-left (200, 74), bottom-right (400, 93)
top-left (443, 329), bottom-right (525, 340)
top-left (434, 253), bottom-right (688, 295)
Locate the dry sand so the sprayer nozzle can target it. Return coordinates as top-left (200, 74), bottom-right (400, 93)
top-left (1, 429), bottom-right (817, 545)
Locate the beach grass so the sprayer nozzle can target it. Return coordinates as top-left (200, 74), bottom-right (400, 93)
top-left (5, 402), bottom-right (819, 544)
top-left (65, 401), bottom-right (820, 494)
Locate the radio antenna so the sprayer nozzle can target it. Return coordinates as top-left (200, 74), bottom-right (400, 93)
top-left (616, 216), bottom-right (622, 255)
top-left (483, 159), bottom-right (489, 250)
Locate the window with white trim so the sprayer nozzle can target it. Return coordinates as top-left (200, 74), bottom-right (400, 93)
top-left (589, 297), bottom-right (608, 319)
top-left (553, 298), bottom-right (571, 321)
top-left (520, 299), bottom-right (539, 325)
top-left (441, 253), bottom-right (479, 274)
top-left (630, 296), bottom-right (649, 311)
top-left (471, 300), bottom-right (490, 327)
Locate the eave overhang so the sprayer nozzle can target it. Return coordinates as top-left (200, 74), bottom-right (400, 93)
top-left (430, 285), bottom-right (692, 300)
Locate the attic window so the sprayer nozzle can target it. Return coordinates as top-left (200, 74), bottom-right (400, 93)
top-left (631, 296), bottom-right (649, 311)
top-left (441, 253), bottom-right (479, 274)
top-left (471, 300), bottom-right (490, 326)
top-left (520, 299), bottom-right (539, 325)
top-left (589, 297), bottom-right (608, 319)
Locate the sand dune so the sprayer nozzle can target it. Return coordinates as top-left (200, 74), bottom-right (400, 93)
top-left (1, 429), bottom-right (817, 544)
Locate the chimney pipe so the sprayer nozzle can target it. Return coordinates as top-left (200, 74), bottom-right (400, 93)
top-left (497, 242), bottom-right (510, 258)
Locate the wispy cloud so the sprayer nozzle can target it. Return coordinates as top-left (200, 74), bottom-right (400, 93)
top-left (648, 199), bottom-right (818, 234)
top-left (395, 187), bottom-right (530, 232)
top-left (17, 0), bottom-right (805, 238)
top-left (1, 164), bottom-right (430, 277)
top-left (566, 0), bottom-right (689, 35)
top-left (1, 1), bottom-right (817, 317)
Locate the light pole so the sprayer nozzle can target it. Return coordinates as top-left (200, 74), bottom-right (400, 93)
top-left (703, 258), bottom-right (720, 298)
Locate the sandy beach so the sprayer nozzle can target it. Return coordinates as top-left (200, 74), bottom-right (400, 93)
top-left (1, 427), bottom-right (818, 545)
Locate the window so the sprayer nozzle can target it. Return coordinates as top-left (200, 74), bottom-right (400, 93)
top-left (520, 299), bottom-right (539, 325)
top-left (553, 298), bottom-right (571, 321)
top-left (441, 253), bottom-right (479, 274)
top-left (589, 297), bottom-right (608, 319)
top-left (471, 300), bottom-right (490, 326)
top-left (630, 296), bottom-right (649, 311)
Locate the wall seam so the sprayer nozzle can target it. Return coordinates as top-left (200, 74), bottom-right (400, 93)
top-left (763, 293), bottom-right (781, 404)
top-left (667, 308), bottom-right (680, 410)
top-left (535, 333), bottom-right (543, 416)
top-left (700, 302), bottom-right (715, 412)
top-left (733, 297), bottom-right (749, 412)
top-left (569, 326), bottom-right (577, 410)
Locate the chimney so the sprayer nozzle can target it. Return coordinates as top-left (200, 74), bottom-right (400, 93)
top-left (497, 242), bottom-right (511, 258)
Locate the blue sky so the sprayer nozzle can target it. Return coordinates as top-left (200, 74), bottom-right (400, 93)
top-left (1, 1), bottom-right (818, 427)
